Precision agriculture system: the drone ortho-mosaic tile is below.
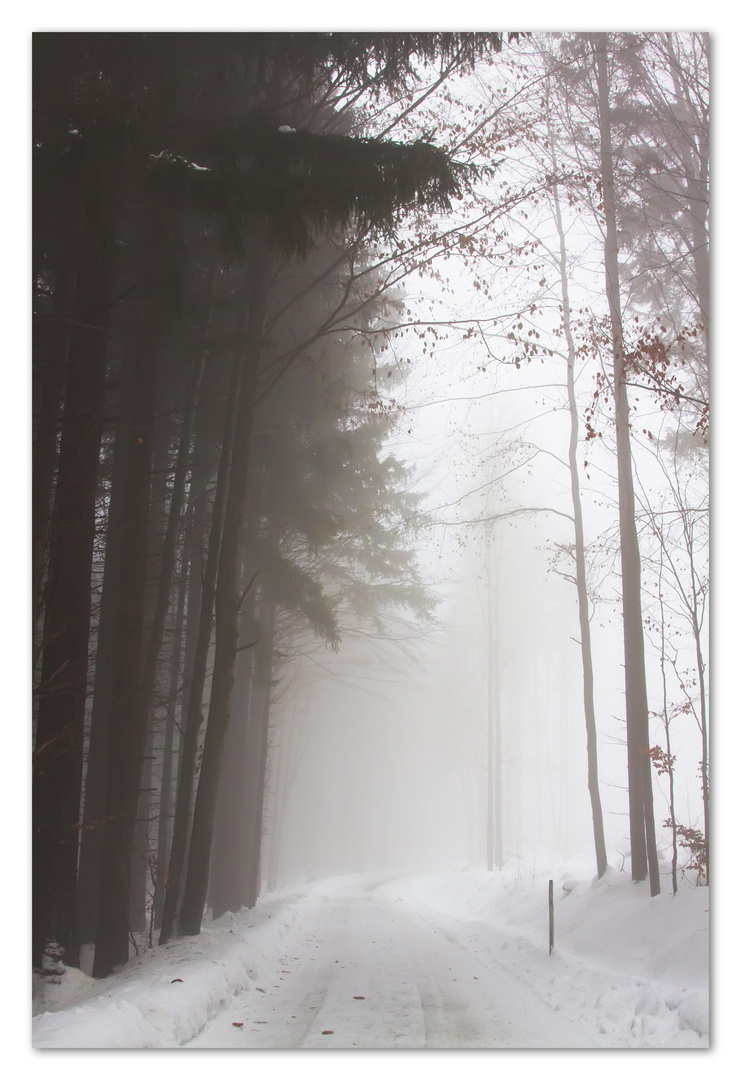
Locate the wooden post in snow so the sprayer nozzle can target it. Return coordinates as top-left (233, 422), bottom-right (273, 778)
top-left (548, 879), bottom-right (554, 956)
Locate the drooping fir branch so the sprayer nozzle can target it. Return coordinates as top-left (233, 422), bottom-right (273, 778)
top-left (147, 124), bottom-right (495, 260)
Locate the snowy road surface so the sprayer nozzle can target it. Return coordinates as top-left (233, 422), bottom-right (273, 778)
top-left (184, 881), bottom-right (602, 1048)
top-left (32, 868), bottom-right (708, 1049)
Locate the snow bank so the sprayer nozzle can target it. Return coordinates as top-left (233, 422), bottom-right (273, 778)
top-left (379, 863), bottom-right (709, 1048)
top-left (33, 888), bottom-right (309, 1048)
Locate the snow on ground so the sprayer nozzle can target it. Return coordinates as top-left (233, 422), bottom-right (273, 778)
top-left (31, 860), bottom-right (709, 1056)
top-left (376, 863), bottom-right (709, 1048)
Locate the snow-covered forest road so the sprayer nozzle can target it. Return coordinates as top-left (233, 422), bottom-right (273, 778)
top-left (185, 880), bottom-right (599, 1048)
top-left (32, 869), bottom-right (708, 1050)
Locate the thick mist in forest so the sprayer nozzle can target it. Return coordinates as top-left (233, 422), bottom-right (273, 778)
top-left (262, 341), bottom-right (706, 889)
top-left (32, 29), bottom-right (708, 1010)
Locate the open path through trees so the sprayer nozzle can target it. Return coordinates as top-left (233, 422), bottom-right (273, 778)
top-left (184, 876), bottom-right (604, 1049)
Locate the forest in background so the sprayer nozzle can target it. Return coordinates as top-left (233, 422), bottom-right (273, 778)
top-left (32, 32), bottom-right (708, 983)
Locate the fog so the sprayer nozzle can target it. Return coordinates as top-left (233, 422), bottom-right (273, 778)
top-left (261, 338), bottom-right (706, 888)
top-left (33, 33), bottom-right (708, 1024)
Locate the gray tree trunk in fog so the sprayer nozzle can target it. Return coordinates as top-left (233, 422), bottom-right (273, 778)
top-left (548, 116), bottom-right (608, 879)
top-left (209, 639), bottom-right (254, 919)
top-left (593, 34), bottom-right (660, 896)
top-left (238, 587), bottom-right (277, 909)
top-left (657, 561), bottom-right (679, 896)
top-left (485, 531), bottom-right (503, 870)
top-left (264, 700), bottom-right (308, 894)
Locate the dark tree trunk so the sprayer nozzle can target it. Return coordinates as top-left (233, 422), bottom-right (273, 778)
top-left (33, 247), bottom-right (112, 972)
top-left (152, 536), bottom-right (188, 930)
top-left (594, 35), bottom-right (659, 896)
top-left (92, 339), bottom-right (159, 977)
top-left (240, 589), bottom-right (277, 910)
top-left (140, 309), bottom-right (211, 729)
top-left (128, 729), bottom-right (153, 934)
top-left (179, 247), bottom-right (268, 937)
top-left (159, 272), bottom-right (258, 944)
top-left (76, 414), bottom-right (128, 947)
top-left (127, 413), bottom-right (173, 936)
top-left (209, 632), bottom-right (255, 919)
top-left (33, 261), bottom-right (75, 627)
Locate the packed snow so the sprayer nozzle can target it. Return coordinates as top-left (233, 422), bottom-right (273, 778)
top-left (31, 859), bottom-right (708, 1055)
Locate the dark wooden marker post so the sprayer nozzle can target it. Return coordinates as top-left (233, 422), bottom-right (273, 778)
top-left (548, 879), bottom-right (554, 956)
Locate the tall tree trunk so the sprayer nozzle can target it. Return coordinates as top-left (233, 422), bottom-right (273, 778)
top-left (594, 34), bottom-right (659, 896)
top-left (152, 532), bottom-right (188, 930)
top-left (179, 245), bottom-right (269, 936)
top-left (485, 529), bottom-right (503, 870)
top-left (127, 412), bottom-right (173, 936)
top-left (159, 301), bottom-right (248, 944)
top-left (92, 339), bottom-right (159, 977)
top-left (128, 729), bottom-right (154, 934)
top-left (548, 119), bottom-right (608, 879)
top-left (240, 588), bottom-right (277, 910)
top-left (76, 414), bottom-right (128, 948)
top-left (657, 564), bottom-right (679, 896)
top-left (33, 246), bottom-right (112, 971)
top-left (209, 626), bottom-right (255, 919)
top-left (139, 294), bottom-right (212, 728)
top-left (33, 261), bottom-right (75, 627)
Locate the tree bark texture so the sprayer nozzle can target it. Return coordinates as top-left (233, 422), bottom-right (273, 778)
top-left (33, 248), bottom-right (112, 970)
top-left (92, 339), bottom-right (159, 976)
top-left (76, 415), bottom-right (128, 946)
